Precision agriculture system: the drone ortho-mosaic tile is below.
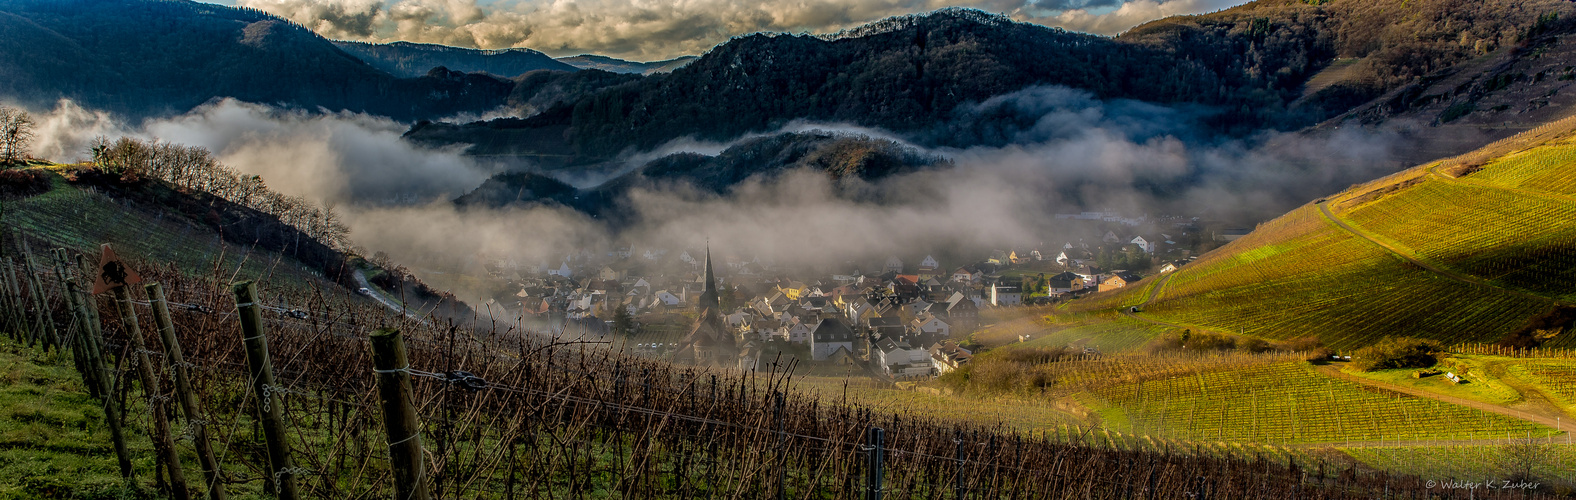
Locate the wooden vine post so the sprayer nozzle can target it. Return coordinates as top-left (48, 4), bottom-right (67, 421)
top-left (233, 280), bottom-right (299, 500)
top-left (148, 282), bottom-right (226, 500)
top-left (370, 327), bottom-right (431, 500)
top-left (67, 279), bottom-right (133, 478)
top-left (110, 278), bottom-right (190, 500)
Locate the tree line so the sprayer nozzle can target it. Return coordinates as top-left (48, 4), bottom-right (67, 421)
top-left (88, 136), bottom-right (351, 251)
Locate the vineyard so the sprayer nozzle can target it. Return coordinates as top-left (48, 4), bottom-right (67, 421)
top-left (1133, 207), bottom-right (1550, 349)
top-left (0, 239), bottom-right (1481, 500)
top-left (1342, 443), bottom-right (1576, 491)
top-left (1087, 362), bottom-right (1558, 445)
top-left (1466, 138), bottom-right (1576, 197)
top-left (1338, 179), bottom-right (1576, 302)
top-left (1508, 361), bottom-right (1576, 409)
top-left (1010, 314), bottom-right (1176, 354)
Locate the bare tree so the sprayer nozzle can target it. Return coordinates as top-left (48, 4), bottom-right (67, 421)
top-left (0, 106), bottom-right (34, 165)
top-left (1498, 436), bottom-right (1553, 484)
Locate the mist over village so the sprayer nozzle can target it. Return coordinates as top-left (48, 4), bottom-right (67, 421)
top-left (1, 0), bottom-right (1574, 497)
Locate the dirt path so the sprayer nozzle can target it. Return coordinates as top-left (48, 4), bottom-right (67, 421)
top-left (352, 268), bottom-right (426, 321)
top-left (1314, 364), bottom-right (1570, 432)
top-left (1141, 273), bottom-right (1172, 307)
top-left (1315, 201), bottom-right (1559, 305)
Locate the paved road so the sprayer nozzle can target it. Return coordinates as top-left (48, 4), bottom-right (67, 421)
top-left (352, 269), bottom-right (425, 321)
top-left (1315, 201), bottom-right (1558, 305)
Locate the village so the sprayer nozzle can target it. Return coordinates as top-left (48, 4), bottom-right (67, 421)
top-left (452, 212), bottom-right (1244, 380)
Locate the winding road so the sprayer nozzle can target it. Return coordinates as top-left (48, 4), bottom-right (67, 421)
top-left (352, 269), bottom-right (426, 321)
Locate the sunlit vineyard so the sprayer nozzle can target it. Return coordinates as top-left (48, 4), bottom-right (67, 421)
top-left (1467, 138), bottom-right (1576, 197)
top-left (1088, 362), bottom-right (1557, 444)
top-left (1343, 443), bottom-right (1576, 490)
top-left (1011, 314), bottom-right (1175, 353)
top-left (1340, 180), bottom-right (1576, 301)
top-left (1509, 361), bottom-right (1576, 409)
top-left (1136, 207), bottom-right (1548, 349)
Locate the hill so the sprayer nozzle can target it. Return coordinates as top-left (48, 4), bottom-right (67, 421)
top-left (450, 131), bottom-right (952, 218)
top-left (1072, 115), bottom-right (1576, 350)
top-left (332, 40), bottom-right (577, 78)
top-left (409, 1), bottom-right (1576, 163)
top-left (555, 54), bottom-right (697, 74)
top-left (0, 0), bottom-right (514, 120)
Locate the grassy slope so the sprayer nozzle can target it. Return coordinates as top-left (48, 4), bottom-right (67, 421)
top-left (1067, 120), bottom-right (1576, 351)
top-left (3, 168), bottom-right (328, 290)
top-left (0, 341), bottom-right (158, 500)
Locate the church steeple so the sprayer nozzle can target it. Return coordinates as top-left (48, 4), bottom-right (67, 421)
top-left (698, 243), bottom-right (719, 312)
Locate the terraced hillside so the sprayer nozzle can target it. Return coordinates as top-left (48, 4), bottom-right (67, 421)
top-left (1075, 118), bottom-right (1576, 350)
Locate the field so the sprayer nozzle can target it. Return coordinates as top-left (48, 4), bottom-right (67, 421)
top-left (1468, 138), bottom-right (1576, 196)
top-left (1087, 362), bottom-right (1558, 444)
top-left (1134, 207), bottom-right (1550, 350)
top-left (1343, 443), bottom-right (1576, 490)
top-left (1339, 179), bottom-right (1576, 301)
top-left (1009, 313), bottom-right (1176, 354)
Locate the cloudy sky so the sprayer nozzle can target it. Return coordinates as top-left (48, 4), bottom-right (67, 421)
top-left (202, 0), bottom-right (1247, 60)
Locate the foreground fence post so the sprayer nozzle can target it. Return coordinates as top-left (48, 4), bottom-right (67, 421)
top-left (233, 281), bottom-right (299, 500)
top-left (370, 327), bottom-right (430, 500)
top-left (112, 284), bottom-right (190, 500)
top-left (149, 282), bottom-right (226, 500)
top-left (866, 427), bottom-right (884, 500)
top-left (69, 280), bottom-right (133, 478)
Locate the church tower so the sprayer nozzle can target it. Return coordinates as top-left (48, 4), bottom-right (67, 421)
top-left (697, 244), bottom-right (719, 312)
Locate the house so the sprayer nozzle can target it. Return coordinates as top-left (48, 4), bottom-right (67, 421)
top-left (809, 319), bottom-right (857, 361)
top-left (951, 267), bottom-right (981, 284)
top-left (874, 338), bottom-right (934, 378)
top-left (1047, 271), bottom-right (1086, 293)
top-left (1159, 261), bottom-right (1183, 273)
top-left (1098, 272), bottom-right (1143, 292)
top-left (930, 342), bottom-right (973, 375)
top-left (884, 256), bottom-right (904, 273)
top-left (989, 285), bottom-right (1023, 306)
top-left (919, 255), bottom-right (939, 273)
top-left (785, 320), bottom-right (813, 344)
top-left (1130, 236), bottom-right (1155, 254)
top-left (598, 266), bottom-right (622, 281)
top-left (1103, 231), bottom-right (1121, 244)
top-left (866, 316), bottom-right (906, 339)
top-left (549, 262), bottom-right (573, 277)
top-left (1219, 228), bottom-right (1252, 241)
top-left (909, 314), bottom-right (951, 338)
top-left (653, 290), bottom-right (684, 307)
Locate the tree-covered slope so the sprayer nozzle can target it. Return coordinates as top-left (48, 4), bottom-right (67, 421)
top-left (0, 0), bottom-right (514, 120)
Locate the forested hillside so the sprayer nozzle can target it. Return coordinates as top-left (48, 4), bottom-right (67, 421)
top-left (0, 0), bottom-right (513, 120)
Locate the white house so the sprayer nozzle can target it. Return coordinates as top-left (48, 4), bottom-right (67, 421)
top-left (919, 255), bottom-right (939, 271)
top-left (549, 262), bottom-right (573, 277)
top-left (653, 290), bottom-right (684, 307)
top-left (1130, 236), bottom-right (1155, 254)
top-left (989, 286), bottom-right (1023, 306)
top-left (786, 320), bottom-right (814, 344)
top-left (930, 342), bottom-right (973, 375)
top-left (909, 314), bottom-right (951, 337)
top-left (874, 338), bottom-right (934, 377)
top-left (809, 319), bottom-right (857, 361)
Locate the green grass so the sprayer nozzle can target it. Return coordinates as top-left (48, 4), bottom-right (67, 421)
top-left (1337, 356), bottom-right (1524, 407)
top-left (0, 340), bottom-right (159, 500)
top-left (1086, 362), bottom-right (1558, 444)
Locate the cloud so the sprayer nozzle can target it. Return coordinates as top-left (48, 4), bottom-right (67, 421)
top-left (231, 0), bottom-right (1248, 59)
top-left (23, 88), bottom-right (1405, 304)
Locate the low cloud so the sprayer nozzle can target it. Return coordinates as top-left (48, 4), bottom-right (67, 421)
top-left (231, 0), bottom-right (1248, 59)
top-left (22, 86), bottom-right (1404, 299)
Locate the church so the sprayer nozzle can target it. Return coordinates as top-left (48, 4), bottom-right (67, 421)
top-left (671, 247), bottom-right (740, 366)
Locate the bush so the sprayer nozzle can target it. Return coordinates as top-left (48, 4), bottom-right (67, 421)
top-left (1350, 337), bottom-right (1444, 372)
top-left (0, 168), bottom-right (50, 197)
top-left (1277, 335), bottom-right (1335, 361)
